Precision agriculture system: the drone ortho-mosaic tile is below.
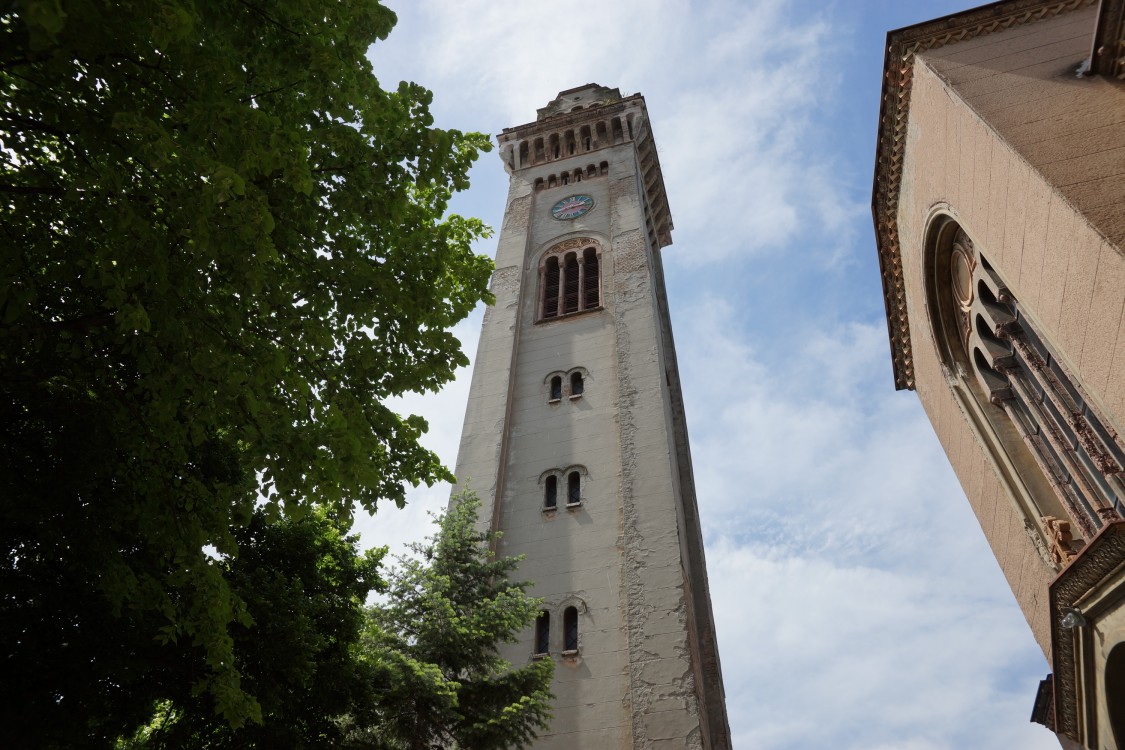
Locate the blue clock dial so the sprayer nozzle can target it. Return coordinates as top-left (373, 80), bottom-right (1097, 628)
top-left (551, 194), bottom-right (595, 220)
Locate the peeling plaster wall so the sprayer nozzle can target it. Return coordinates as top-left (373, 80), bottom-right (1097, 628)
top-left (451, 100), bottom-right (729, 748)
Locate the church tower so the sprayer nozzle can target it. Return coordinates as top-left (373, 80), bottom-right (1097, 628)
top-left (451, 85), bottom-right (731, 749)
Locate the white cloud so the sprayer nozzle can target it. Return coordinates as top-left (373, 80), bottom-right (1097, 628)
top-left (673, 297), bottom-right (1054, 748)
top-left (375, 0), bottom-right (864, 264)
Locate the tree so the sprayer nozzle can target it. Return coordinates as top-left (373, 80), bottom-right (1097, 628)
top-left (350, 493), bottom-right (554, 750)
top-left (120, 508), bottom-right (386, 750)
top-left (1, 0), bottom-right (493, 738)
top-left (117, 494), bottom-right (552, 750)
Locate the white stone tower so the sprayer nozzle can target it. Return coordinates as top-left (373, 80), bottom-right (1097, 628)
top-left (452, 84), bottom-right (730, 749)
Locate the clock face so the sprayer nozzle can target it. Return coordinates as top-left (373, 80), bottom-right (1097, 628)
top-left (551, 194), bottom-right (595, 221)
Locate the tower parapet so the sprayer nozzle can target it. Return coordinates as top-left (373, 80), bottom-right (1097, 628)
top-left (497, 84), bottom-right (673, 250)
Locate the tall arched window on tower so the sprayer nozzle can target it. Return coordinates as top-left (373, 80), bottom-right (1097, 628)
top-left (926, 216), bottom-right (1124, 567)
top-left (549, 375), bottom-right (563, 402)
top-left (542, 256), bottom-right (561, 319)
top-left (567, 471), bottom-right (581, 506)
top-left (582, 247), bottom-right (600, 310)
top-left (563, 606), bottom-right (579, 653)
top-left (534, 611), bottom-right (550, 656)
top-left (563, 253), bottom-right (580, 313)
top-left (569, 371), bottom-right (584, 398)
top-left (539, 240), bottom-right (602, 320)
top-left (544, 475), bottom-right (557, 510)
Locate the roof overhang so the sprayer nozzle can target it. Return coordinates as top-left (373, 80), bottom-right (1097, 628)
top-left (871, 0), bottom-right (1100, 390)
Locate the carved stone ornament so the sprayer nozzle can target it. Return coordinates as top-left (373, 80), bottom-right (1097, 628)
top-left (1041, 515), bottom-right (1078, 567)
top-left (546, 237), bottom-right (599, 255)
top-left (1049, 521), bottom-right (1125, 741)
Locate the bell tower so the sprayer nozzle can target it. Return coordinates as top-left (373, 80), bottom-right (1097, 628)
top-left (452, 84), bottom-right (730, 749)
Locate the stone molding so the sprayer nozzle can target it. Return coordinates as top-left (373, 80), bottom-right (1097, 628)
top-left (871, 0), bottom-right (1096, 390)
top-left (1048, 521), bottom-right (1125, 741)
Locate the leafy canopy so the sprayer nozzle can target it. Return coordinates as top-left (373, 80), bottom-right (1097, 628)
top-left (1, 0), bottom-right (493, 733)
top-left (114, 494), bottom-right (552, 750)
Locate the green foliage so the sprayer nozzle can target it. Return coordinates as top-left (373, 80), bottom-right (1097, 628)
top-left (114, 494), bottom-right (552, 750)
top-left (349, 492), bottom-right (554, 750)
top-left (122, 508), bottom-right (386, 749)
top-left (1, 0), bottom-right (493, 738)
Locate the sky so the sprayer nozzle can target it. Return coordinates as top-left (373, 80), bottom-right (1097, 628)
top-left (353, 2), bottom-right (1062, 748)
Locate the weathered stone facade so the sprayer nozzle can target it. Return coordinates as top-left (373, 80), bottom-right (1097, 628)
top-left (873, 3), bottom-right (1125, 747)
top-left (451, 85), bottom-right (730, 749)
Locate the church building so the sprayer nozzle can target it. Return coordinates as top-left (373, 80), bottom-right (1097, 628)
top-left (450, 85), bottom-right (731, 748)
top-left (872, 1), bottom-right (1125, 747)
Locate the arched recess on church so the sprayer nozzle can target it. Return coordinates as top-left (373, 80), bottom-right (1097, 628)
top-left (1106, 641), bottom-right (1125, 746)
top-left (536, 237), bottom-right (603, 321)
top-left (923, 212), bottom-right (1125, 569)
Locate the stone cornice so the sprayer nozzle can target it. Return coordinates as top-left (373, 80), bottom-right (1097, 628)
top-left (871, 0), bottom-right (1096, 391)
top-left (1048, 520), bottom-right (1125, 741)
top-left (499, 94), bottom-right (644, 141)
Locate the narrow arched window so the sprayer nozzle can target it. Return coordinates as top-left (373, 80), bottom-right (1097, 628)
top-left (535, 611), bottom-right (550, 655)
top-left (599, 161), bottom-right (608, 176)
top-left (544, 475), bottom-right (557, 510)
top-left (539, 241), bottom-right (602, 322)
top-left (542, 256), bottom-right (560, 319)
top-left (549, 376), bottom-right (562, 402)
top-left (567, 471), bottom-right (580, 506)
top-left (570, 372), bottom-right (584, 398)
top-left (582, 247), bottom-right (599, 309)
top-left (587, 164), bottom-right (596, 178)
top-left (561, 172), bottom-right (568, 186)
top-left (563, 606), bottom-right (578, 652)
top-left (562, 253), bottom-right (580, 314)
top-left (1107, 642), bottom-right (1125, 746)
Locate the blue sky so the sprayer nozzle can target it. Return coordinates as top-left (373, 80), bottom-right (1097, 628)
top-left (355, 2), bottom-right (1063, 748)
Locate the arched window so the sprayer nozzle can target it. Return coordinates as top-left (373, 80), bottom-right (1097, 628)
top-left (927, 217), bottom-right (1124, 564)
top-left (569, 372), bottom-right (584, 398)
top-left (563, 606), bottom-right (578, 653)
top-left (535, 611), bottom-right (550, 656)
top-left (539, 241), bottom-right (602, 321)
top-left (542, 256), bottom-right (560, 320)
top-left (549, 375), bottom-right (562, 402)
top-left (562, 253), bottom-right (580, 314)
top-left (544, 475), bottom-right (557, 510)
top-left (567, 471), bottom-right (581, 506)
top-left (1107, 642), bottom-right (1125, 746)
top-left (582, 247), bottom-right (600, 309)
